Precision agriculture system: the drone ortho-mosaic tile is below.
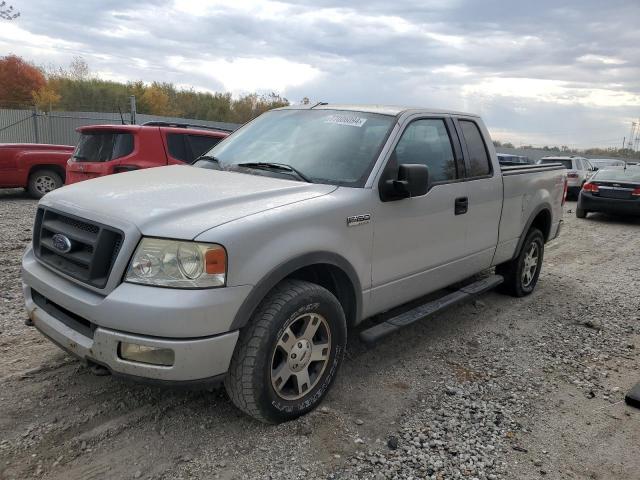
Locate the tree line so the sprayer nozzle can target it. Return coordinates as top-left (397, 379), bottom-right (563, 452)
top-left (0, 55), bottom-right (289, 124)
top-left (492, 140), bottom-right (637, 159)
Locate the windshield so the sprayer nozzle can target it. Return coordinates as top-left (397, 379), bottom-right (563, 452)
top-left (540, 158), bottom-right (572, 169)
top-left (74, 132), bottom-right (134, 162)
top-left (593, 167), bottom-right (640, 182)
top-left (198, 109), bottom-right (396, 186)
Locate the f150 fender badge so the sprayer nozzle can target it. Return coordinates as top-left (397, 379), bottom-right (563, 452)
top-left (347, 214), bottom-right (371, 227)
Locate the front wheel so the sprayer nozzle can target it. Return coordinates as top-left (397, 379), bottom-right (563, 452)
top-left (225, 279), bottom-right (347, 423)
top-left (496, 228), bottom-right (544, 297)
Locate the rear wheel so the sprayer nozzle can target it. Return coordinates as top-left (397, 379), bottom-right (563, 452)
top-left (27, 169), bottom-right (63, 198)
top-left (576, 207), bottom-right (587, 219)
top-left (497, 228), bottom-right (544, 297)
top-left (225, 279), bottom-right (347, 423)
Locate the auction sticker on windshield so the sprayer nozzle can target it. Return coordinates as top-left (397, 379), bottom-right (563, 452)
top-left (324, 114), bottom-right (367, 127)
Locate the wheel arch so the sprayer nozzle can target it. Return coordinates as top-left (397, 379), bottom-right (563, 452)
top-left (513, 204), bottom-right (552, 259)
top-left (28, 164), bottom-right (66, 183)
top-left (230, 252), bottom-right (362, 331)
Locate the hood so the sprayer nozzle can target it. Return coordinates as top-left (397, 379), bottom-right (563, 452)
top-left (42, 165), bottom-right (337, 239)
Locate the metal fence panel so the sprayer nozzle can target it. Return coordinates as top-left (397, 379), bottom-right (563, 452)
top-left (0, 108), bottom-right (240, 146)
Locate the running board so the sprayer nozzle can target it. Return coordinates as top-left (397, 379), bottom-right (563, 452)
top-left (359, 274), bottom-right (504, 344)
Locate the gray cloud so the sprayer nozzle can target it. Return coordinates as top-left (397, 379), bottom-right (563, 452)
top-left (3, 0), bottom-right (639, 148)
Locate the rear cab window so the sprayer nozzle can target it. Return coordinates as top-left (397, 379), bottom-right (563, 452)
top-left (74, 132), bottom-right (134, 162)
top-left (458, 120), bottom-right (491, 177)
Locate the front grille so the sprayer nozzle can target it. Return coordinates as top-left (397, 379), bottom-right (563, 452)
top-left (31, 289), bottom-right (96, 339)
top-left (33, 207), bottom-right (124, 288)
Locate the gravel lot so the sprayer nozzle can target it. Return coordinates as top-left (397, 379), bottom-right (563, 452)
top-left (1, 187), bottom-right (639, 480)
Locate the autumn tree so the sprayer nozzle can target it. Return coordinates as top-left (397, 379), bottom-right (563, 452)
top-left (0, 55), bottom-right (46, 107)
top-left (32, 86), bottom-right (61, 110)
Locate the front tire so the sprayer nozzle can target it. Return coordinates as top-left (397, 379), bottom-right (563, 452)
top-left (496, 228), bottom-right (544, 297)
top-left (27, 169), bottom-right (63, 198)
top-left (225, 279), bottom-right (347, 423)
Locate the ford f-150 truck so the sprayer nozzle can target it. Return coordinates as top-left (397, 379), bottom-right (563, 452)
top-left (65, 122), bottom-right (230, 184)
top-left (22, 105), bottom-right (566, 423)
top-left (0, 143), bottom-right (74, 198)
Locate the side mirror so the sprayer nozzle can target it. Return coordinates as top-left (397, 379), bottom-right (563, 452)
top-left (380, 164), bottom-right (430, 201)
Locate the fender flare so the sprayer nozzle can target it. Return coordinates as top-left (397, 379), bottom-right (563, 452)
top-left (230, 251), bottom-right (363, 331)
top-left (512, 203), bottom-right (552, 259)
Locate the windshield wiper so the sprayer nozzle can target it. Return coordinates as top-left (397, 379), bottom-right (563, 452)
top-left (237, 162), bottom-right (312, 183)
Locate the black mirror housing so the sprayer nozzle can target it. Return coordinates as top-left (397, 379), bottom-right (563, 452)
top-left (380, 163), bottom-right (430, 201)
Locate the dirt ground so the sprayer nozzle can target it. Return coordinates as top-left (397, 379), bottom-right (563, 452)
top-left (0, 187), bottom-right (638, 480)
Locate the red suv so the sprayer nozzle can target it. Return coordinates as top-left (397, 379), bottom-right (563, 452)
top-left (66, 122), bottom-right (230, 184)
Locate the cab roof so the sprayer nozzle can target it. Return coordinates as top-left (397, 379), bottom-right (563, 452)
top-left (276, 103), bottom-right (479, 118)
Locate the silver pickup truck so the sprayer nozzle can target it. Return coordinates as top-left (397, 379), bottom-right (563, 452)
top-left (22, 104), bottom-right (566, 423)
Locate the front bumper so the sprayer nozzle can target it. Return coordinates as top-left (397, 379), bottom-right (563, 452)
top-left (22, 247), bottom-right (250, 383)
top-left (25, 285), bottom-right (239, 382)
top-left (578, 192), bottom-right (640, 216)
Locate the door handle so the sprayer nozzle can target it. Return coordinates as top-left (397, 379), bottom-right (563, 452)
top-left (455, 197), bottom-right (468, 215)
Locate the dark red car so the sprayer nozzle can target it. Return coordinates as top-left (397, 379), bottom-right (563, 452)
top-left (66, 122), bottom-right (230, 185)
top-left (0, 143), bottom-right (75, 198)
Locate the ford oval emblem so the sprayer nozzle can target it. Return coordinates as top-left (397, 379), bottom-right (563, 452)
top-left (51, 233), bottom-right (72, 253)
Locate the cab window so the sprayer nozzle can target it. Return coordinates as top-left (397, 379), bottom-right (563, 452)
top-left (392, 119), bottom-right (457, 182)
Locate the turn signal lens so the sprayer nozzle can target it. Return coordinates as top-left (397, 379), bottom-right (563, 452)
top-left (205, 247), bottom-right (226, 274)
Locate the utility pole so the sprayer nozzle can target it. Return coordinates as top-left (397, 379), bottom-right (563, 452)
top-left (628, 122), bottom-right (638, 150)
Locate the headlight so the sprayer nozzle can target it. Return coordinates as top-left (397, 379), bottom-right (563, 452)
top-left (125, 238), bottom-right (226, 288)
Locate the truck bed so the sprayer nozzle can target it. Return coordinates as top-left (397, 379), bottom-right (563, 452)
top-left (493, 162), bottom-right (566, 266)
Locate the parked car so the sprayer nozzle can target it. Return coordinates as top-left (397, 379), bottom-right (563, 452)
top-left (22, 105), bottom-right (566, 423)
top-left (497, 153), bottom-right (532, 166)
top-left (588, 158), bottom-right (626, 169)
top-left (0, 143), bottom-right (75, 198)
top-left (65, 122), bottom-right (230, 184)
top-left (576, 166), bottom-right (640, 218)
top-left (538, 156), bottom-right (594, 199)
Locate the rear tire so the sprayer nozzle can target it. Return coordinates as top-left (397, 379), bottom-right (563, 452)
top-left (225, 279), bottom-right (347, 423)
top-left (27, 169), bottom-right (63, 199)
top-left (576, 207), bottom-right (587, 219)
top-left (496, 228), bottom-right (544, 297)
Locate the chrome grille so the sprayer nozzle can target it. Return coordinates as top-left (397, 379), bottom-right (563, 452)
top-left (33, 207), bottom-right (124, 288)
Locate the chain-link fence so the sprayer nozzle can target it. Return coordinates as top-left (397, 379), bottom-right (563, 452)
top-left (0, 101), bottom-right (240, 146)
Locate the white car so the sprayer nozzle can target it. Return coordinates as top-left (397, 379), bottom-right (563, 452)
top-left (538, 156), bottom-right (595, 199)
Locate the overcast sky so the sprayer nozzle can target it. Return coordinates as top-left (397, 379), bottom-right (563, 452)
top-left (2, 0), bottom-right (639, 148)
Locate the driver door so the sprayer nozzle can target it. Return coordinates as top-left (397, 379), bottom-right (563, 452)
top-left (369, 116), bottom-right (472, 315)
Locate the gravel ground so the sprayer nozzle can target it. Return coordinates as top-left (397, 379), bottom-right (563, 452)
top-left (0, 187), bottom-right (639, 480)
